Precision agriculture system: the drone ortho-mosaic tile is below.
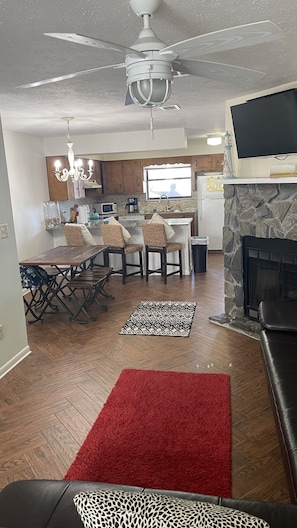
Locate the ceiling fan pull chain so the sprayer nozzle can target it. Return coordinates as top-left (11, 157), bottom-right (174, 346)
top-left (150, 107), bottom-right (154, 139)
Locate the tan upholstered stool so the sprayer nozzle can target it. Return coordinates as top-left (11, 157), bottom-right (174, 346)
top-left (101, 224), bottom-right (143, 284)
top-left (142, 223), bottom-right (182, 283)
top-left (64, 223), bottom-right (109, 272)
top-left (64, 223), bottom-right (96, 246)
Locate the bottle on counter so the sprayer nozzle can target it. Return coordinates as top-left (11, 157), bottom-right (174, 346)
top-left (43, 201), bottom-right (61, 228)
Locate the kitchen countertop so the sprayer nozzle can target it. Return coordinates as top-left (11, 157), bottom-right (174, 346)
top-left (47, 217), bottom-right (194, 275)
top-left (47, 217), bottom-right (193, 230)
top-left (119, 217), bottom-right (193, 228)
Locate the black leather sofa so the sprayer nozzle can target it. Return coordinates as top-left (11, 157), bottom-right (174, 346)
top-left (1, 479), bottom-right (297, 528)
top-left (259, 300), bottom-right (297, 504)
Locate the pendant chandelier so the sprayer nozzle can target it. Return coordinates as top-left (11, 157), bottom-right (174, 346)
top-left (54, 117), bottom-right (94, 182)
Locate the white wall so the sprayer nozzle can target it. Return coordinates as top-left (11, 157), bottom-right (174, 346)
top-left (0, 121), bottom-right (30, 377)
top-left (4, 130), bottom-right (54, 260)
top-left (225, 80), bottom-right (297, 179)
top-left (0, 128), bottom-right (56, 377)
top-left (44, 131), bottom-right (224, 159)
top-left (44, 128), bottom-right (188, 156)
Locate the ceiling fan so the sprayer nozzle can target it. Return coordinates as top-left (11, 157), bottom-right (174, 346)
top-left (19, 0), bottom-right (282, 108)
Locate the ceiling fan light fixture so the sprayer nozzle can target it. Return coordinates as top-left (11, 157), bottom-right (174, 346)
top-left (126, 57), bottom-right (173, 107)
top-left (129, 77), bottom-right (172, 106)
top-left (207, 135), bottom-right (222, 146)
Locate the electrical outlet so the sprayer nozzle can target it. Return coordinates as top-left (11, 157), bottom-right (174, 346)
top-left (0, 324), bottom-right (3, 340)
top-left (0, 224), bottom-right (8, 239)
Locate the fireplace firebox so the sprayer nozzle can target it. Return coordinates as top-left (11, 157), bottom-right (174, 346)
top-left (243, 236), bottom-right (297, 320)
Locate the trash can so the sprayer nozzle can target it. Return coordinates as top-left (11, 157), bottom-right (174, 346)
top-left (191, 236), bottom-right (209, 273)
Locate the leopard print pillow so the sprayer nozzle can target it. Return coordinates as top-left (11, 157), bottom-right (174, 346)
top-left (73, 489), bottom-right (270, 528)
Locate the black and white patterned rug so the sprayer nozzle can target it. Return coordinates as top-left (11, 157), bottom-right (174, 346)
top-left (119, 301), bottom-right (197, 337)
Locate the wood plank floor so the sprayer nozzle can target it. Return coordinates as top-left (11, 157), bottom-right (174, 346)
top-left (0, 253), bottom-right (291, 502)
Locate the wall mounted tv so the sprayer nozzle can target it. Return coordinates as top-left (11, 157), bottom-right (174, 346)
top-left (230, 88), bottom-right (297, 159)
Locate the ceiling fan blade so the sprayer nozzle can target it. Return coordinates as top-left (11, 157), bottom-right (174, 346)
top-left (17, 63), bottom-right (125, 89)
top-left (161, 21), bottom-right (282, 60)
top-left (45, 33), bottom-right (145, 58)
top-left (173, 59), bottom-right (265, 85)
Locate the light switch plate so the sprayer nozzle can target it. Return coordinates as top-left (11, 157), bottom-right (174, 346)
top-left (0, 224), bottom-right (8, 238)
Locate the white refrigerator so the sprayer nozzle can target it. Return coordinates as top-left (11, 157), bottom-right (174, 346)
top-left (197, 173), bottom-right (224, 251)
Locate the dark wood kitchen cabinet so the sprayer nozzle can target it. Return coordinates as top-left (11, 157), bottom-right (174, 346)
top-left (46, 156), bottom-right (76, 201)
top-left (192, 154), bottom-right (224, 173)
top-left (102, 161), bottom-right (123, 194)
top-left (46, 156), bottom-right (102, 201)
top-left (122, 159), bottom-right (143, 193)
top-left (102, 159), bottom-right (143, 195)
top-left (82, 160), bottom-right (103, 198)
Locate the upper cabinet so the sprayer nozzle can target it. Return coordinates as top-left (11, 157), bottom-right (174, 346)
top-left (192, 154), bottom-right (224, 173)
top-left (102, 155), bottom-right (224, 195)
top-left (102, 161), bottom-right (123, 195)
top-left (102, 159), bottom-right (143, 195)
top-left (82, 160), bottom-right (103, 198)
top-left (46, 156), bottom-right (103, 201)
top-left (122, 159), bottom-right (143, 194)
top-left (46, 154), bottom-right (224, 199)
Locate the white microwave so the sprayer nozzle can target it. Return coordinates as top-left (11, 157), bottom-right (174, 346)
top-left (94, 202), bottom-right (117, 215)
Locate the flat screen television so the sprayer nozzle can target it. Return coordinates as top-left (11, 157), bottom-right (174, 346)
top-left (230, 88), bottom-right (297, 159)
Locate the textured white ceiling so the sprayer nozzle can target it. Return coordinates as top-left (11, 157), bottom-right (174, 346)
top-left (0, 0), bottom-right (296, 140)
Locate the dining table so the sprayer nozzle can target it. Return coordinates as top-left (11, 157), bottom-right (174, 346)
top-left (19, 245), bottom-right (107, 324)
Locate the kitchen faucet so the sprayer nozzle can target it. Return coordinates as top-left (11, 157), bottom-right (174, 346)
top-left (160, 194), bottom-right (171, 212)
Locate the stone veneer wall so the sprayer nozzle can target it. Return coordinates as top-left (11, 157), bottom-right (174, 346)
top-left (223, 182), bottom-right (297, 320)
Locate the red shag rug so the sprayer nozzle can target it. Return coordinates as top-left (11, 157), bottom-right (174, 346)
top-left (65, 369), bottom-right (231, 497)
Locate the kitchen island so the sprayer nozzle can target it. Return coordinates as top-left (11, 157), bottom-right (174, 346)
top-left (48, 217), bottom-right (193, 275)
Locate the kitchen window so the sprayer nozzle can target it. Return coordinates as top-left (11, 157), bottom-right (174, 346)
top-left (144, 164), bottom-right (192, 200)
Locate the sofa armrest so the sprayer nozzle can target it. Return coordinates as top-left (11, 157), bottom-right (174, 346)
top-left (0, 480), bottom-right (143, 528)
top-left (1, 480), bottom-right (297, 528)
top-left (260, 329), bottom-right (297, 503)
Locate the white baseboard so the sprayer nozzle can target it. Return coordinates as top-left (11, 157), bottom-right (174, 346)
top-left (0, 345), bottom-right (31, 379)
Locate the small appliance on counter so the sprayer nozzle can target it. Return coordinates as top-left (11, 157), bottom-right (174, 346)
top-left (125, 197), bottom-right (139, 213)
top-left (43, 201), bottom-right (61, 228)
top-left (93, 202), bottom-right (117, 216)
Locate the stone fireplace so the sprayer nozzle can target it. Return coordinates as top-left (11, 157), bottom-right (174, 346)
top-left (211, 180), bottom-right (297, 335)
top-left (224, 181), bottom-right (297, 318)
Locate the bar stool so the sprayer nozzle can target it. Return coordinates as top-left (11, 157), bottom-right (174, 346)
top-left (64, 223), bottom-right (106, 270)
top-left (142, 223), bottom-right (183, 283)
top-left (63, 223), bottom-right (113, 302)
top-left (101, 223), bottom-right (143, 284)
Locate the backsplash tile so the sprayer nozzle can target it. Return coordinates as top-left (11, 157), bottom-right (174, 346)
top-left (58, 192), bottom-right (197, 223)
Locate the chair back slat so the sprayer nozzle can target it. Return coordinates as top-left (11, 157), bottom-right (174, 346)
top-left (64, 224), bottom-right (85, 246)
top-left (101, 224), bottom-right (126, 248)
top-left (64, 224), bottom-right (96, 246)
top-left (142, 223), bottom-right (167, 247)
